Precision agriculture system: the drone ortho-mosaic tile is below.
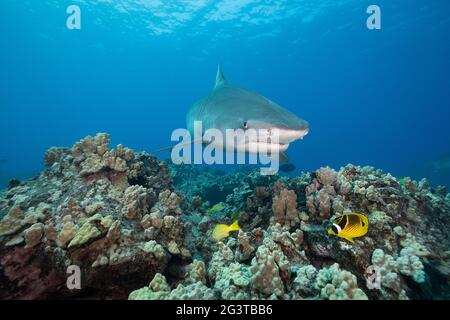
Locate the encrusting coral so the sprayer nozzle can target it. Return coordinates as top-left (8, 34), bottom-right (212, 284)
top-left (0, 133), bottom-right (449, 300)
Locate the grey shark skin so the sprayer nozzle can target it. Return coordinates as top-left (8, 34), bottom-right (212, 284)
top-left (186, 66), bottom-right (309, 157)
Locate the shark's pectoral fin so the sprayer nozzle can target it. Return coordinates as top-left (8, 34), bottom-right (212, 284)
top-left (279, 152), bottom-right (289, 163)
top-left (214, 65), bottom-right (228, 90)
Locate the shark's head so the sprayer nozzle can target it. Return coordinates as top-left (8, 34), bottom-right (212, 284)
top-left (188, 66), bottom-right (310, 155)
top-left (234, 108), bottom-right (309, 155)
top-left (215, 66), bottom-right (309, 154)
top-left (243, 107), bottom-right (310, 145)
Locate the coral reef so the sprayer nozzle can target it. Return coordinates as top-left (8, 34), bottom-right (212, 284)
top-left (314, 263), bottom-right (368, 300)
top-left (1, 133), bottom-right (449, 300)
top-left (0, 133), bottom-right (186, 299)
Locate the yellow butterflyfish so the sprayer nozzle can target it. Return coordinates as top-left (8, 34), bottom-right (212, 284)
top-left (212, 220), bottom-right (240, 242)
top-left (327, 212), bottom-right (368, 243)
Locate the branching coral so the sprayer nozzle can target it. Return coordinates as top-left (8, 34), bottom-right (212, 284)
top-left (208, 242), bottom-right (235, 282)
top-left (214, 262), bottom-right (252, 299)
top-left (57, 215), bottom-right (78, 248)
top-left (236, 230), bottom-right (255, 261)
top-left (316, 166), bottom-right (338, 186)
top-left (269, 223), bottom-right (306, 263)
top-left (305, 167), bottom-right (343, 220)
top-left (250, 238), bottom-right (289, 297)
top-left (372, 246), bottom-right (427, 293)
top-left (167, 282), bottom-right (217, 300)
top-left (397, 248), bottom-right (426, 283)
top-left (271, 188), bottom-right (300, 227)
top-left (399, 232), bottom-right (430, 257)
top-left (128, 273), bottom-right (171, 300)
top-left (315, 263), bottom-right (368, 300)
top-left (23, 223), bottom-right (44, 248)
top-left (157, 189), bottom-right (183, 216)
top-left (186, 259), bottom-right (207, 284)
top-left (292, 264), bottom-right (318, 295)
top-left (121, 185), bottom-right (153, 220)
top-left (371, 248), bottom-right (402, 292)
top-left (0, 205), bottom-right (46, 237)
top-left (72, 133), bottom-right (138, 179)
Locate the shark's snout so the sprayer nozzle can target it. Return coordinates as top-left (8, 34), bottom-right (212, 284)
top-left (247, 118), bottom-right (309, 144)
top-left (280, 117), bottom-right (309, 143)
top-left (278, 127), bottom-right (309, 144)
top-left (279, 117), bottom-right (310, 143)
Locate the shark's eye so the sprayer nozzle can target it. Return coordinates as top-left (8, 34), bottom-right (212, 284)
top-left (242, 121), bottom-right (248, 129)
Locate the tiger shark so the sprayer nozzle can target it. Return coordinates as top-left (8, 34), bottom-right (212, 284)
top-left (186, 66), bottom-right (309, 161)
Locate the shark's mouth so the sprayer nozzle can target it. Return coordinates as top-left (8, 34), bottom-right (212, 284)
top-left (245, 141), bottom-right (289, 154)
top-left (204, 126), bottom-right (308, 154)
top-left (277, 128), bottom-right (309, 143)
top-left (245, 127), bottom-right (308, 154)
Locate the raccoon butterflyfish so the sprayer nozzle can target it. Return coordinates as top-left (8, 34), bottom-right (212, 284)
top-left (327, 212), bottom-right (368, 243)
top-left (212, 220), bottom-right (240, 242)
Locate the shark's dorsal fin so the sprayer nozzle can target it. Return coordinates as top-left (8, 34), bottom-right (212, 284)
top-left (214, 65), bottom-right (228, 89)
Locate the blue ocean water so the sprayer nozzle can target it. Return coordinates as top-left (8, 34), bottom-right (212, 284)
top-left (1, 0), bottom-right (449, 187)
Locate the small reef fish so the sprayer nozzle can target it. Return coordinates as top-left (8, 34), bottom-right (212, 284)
top-left (212, 220), bottom-right (240, 242)
top-left (327, 212), bottom-right (368, 243)
top-left (279, 163), bottom-right (296, 173)
top-left (207, 202), bottom-right (225, 215)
